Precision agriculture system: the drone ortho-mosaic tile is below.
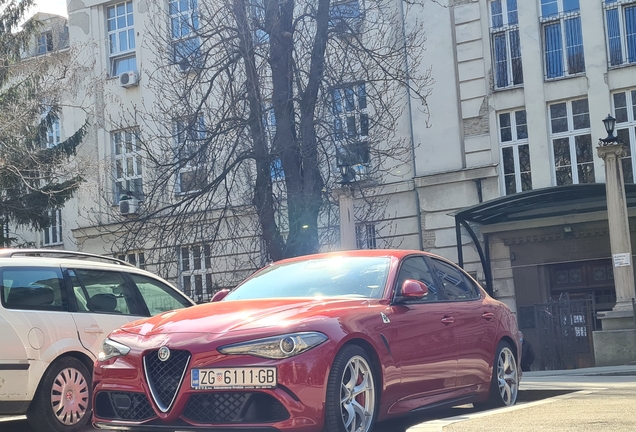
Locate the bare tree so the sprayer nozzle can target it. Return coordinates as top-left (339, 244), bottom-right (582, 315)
top-left (88, 0), bottom-right (432, 290)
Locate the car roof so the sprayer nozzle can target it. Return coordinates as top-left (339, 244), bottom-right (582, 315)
top-left (0, 248), bottom-right (134, 266)
top-left (0, 249), bottom-right (170, 283)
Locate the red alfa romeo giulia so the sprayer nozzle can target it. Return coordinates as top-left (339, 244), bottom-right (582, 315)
top-left (93, 250), bottom-right (521, 432)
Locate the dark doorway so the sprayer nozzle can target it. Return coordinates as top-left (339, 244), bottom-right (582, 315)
top-left (548, 259), bottom-right (616, 330)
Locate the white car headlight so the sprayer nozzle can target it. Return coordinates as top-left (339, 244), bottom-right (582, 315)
top-left (98, 338), bottom-right (131, 361)
top-left (218, 332), bottom-right (328, 359)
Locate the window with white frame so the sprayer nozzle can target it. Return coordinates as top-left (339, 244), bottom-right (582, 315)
top-left (41, 105), bottom-right (60, 148)
top-left (262, 104), bottom-right (284, 180)
top-left (47, 118), bottom-right (60, 148)
top-left (107, 1), bottom-right (137, 76)
top-left (541, 0), bottom-right (585, 79)
top-left (248, 0), bottom-right (269, 43)
top-left (179, 244), bottom-right (219, 302)
top-left (612, 88), bottom-right (636, 183)
top-left (333, 82), bottom-right (370, 180)
top-left (116, 251), bottom-right (145, 269)
top-left (549, 98), bottom-right (595, 185)
top-left (170, 0), bottom-right (201, 71)
top-left (175, 116), bottom-right (206, 194)
top-left (112, 129), bottom-right (143, 202)
top-left (498, 109), bottom-right (532, 194)
top-left (37, 32), bottom-right (53, 55)
top-left (329, 0), bottom-right (362, 34)
top-left (356, 224), bottom-right (377, 249)
top-left (489, 0), bottom-right (523, 89)
top-left (604, 0), bottom-right (636, 67)
top-left (42, 209), bottom-right (62, 246)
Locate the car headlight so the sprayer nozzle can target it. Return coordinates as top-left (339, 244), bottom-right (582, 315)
top-left (218, 332), bottom-right (328, 359)
top-left (98, 338), bottom-right (131, 361)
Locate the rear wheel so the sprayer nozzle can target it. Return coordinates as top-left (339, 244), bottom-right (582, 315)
top-left (324, 345), bottom-right (377, 432)
top-left (479, 341), bottom-right (519, 408)
top-left (27, 356), bottom-right (92, 432)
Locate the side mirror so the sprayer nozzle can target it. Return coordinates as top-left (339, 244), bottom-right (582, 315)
top-left (399, 279), bottom-right (428, 300)
top-left (210, 289), bottom-right (230, 302)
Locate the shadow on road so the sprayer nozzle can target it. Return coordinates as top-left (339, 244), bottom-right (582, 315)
top-left (374, 389), bottom-right (576, 432)
top-left (0, 390), bottom-right (575, 432)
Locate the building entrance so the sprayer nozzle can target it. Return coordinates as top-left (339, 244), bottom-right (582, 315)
top-left (517, 259), bottom-right (615, 370)
top-left (548, 259), bottom-right (616, 328)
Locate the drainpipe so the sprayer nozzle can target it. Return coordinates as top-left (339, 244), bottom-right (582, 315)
top-left (399, 0), bottom-right (424, 250)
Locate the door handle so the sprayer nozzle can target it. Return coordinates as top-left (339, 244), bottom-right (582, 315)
top-left (84, 327), bottom-right (103, 334)
top-left (441, 316), bottom-right (455, 324)
top-left (482, 312), bottom-right (495, 320)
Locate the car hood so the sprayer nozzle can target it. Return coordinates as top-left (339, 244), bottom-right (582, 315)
top-left (120, 297), bottom-right (374, 336)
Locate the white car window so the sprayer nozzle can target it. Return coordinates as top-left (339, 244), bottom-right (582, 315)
top-left (69, 269), bottom-right (139, 315)
top-left (1, 267), bottom-right (67, 311)
top-left (130, 274), bottom-right (192, 315)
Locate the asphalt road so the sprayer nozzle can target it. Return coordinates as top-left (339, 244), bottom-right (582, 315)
top-left (0, 407), bottom-right (471, 432)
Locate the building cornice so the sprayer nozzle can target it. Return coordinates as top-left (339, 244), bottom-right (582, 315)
top-left (414, 164), bottom-right (497, 188)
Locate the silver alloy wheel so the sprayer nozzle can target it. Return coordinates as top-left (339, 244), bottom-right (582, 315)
top-left (50, 367), bottom-right (89, 425)
top-left (496, 346), bottom-right (519, 406)
top-left (339, 355), bottom-right (375, 432)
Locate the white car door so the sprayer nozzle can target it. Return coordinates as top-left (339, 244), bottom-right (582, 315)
top-left (0, 309), bottom-right (30, 403)
top-left (66, 268), bottom-right (144, 357)
top-left (0, 266), bottom-right (79, 404)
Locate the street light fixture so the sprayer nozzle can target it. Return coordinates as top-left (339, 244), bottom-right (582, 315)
top-left (600, 114), bottom-right (617, 145)
top-left (337, 160), bottom-right (357, 184)
top-left (338, 161), bottom-right (350, 178)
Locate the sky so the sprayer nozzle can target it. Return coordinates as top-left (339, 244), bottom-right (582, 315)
top-left (33, 0), bottom-right (68, 17)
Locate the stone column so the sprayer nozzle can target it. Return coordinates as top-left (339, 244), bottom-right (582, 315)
top-left (596, 144), bottom-right (636, 312)
top-left (334, 187), bottom-right (356, 250)
top-left (593, 143), bottom-right (636, 366)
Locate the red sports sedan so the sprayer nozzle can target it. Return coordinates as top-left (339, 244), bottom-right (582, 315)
top-left (92, 250), bottom-right (521, 432)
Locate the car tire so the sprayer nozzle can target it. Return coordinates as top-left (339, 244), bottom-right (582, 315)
top-left (477, 341), bottom-right (519, 409)
top-left (27, 356), bottom-right (92, 432)
top-left (324, 344), bottom-right (377, 432)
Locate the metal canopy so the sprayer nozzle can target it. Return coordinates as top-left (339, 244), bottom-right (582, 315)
top-left (454, 184), bottom-right (636, 297)
top-left (455, 184), bottom-right (636, 225)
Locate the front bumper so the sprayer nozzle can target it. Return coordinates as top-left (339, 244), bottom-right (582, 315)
top-left (92, 337), bottom-right (334, 432)
top-left (94, 422), bottom-right (279, 431)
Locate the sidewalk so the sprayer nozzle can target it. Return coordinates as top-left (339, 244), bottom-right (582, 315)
top-left (407, 365), bottom-right (636, 432)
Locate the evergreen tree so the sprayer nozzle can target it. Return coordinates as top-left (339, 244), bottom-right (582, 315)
top-left (0, 0), bottom-right (86, 246)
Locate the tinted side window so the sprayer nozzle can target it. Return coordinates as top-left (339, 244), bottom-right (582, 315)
top-left (1, 267), bottom-right (67, 311)
top-left (431, 259), bottom-right (480, 301)
top-left (395, 257), bottom-right (439, 301)
top-left (70, 269), bottom-right (140, 315)
top-left (130, 274), bottom-right (191, 316)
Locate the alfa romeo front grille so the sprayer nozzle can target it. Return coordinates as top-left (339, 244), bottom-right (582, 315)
top-left (183, 392), bottom-right (290, 424)
top-left (184, 393), bottom-right (247, 423)
top-left (94, 391), bottom-right (155, 421)
top-left (143, 349), bottom-right (191, 412)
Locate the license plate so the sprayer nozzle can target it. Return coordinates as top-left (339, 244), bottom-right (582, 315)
top-left (191, 367), bottom-right (277, 390)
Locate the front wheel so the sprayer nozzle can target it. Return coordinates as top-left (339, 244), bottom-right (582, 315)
top-left (27, 356), bottom-right (92, 432)
top-left (480, 341), bottom-right (519, 408)
top-left (324, 345), bottom-right (377, 432)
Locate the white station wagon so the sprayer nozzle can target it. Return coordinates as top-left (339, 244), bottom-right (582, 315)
top-left (0, 249), bottom-right (195, 432)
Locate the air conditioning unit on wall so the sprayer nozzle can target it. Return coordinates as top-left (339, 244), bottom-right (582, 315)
top-left (119, 71), bottom-right (139, 88)
top-left (119, 197), bottom-right (139, 216)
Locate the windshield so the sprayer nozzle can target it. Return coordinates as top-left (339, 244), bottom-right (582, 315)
top-left (225, 256), bottom-right (391, 301)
